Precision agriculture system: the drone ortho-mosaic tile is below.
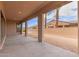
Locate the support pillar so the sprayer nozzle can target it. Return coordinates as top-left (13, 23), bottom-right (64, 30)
top-left (20, 23), bottom-right (22, 34)
top-left (0, 11), bottom-right (1, 42)
top-left (77, 1), bottom-right (79, 54)
top-left (55, 8), bottom-right (59, 28)
top-left (16, 23), bottom-right (18, 32)
top-left (45, 13), bottom-right (47, 28)
top-left (38, 14), bottom-right (45, 42)
top-left (25, 21), bottom-right (27, 36)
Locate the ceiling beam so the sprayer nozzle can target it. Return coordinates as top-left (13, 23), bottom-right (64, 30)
top-left (19, 1), bottom-right (71, 24)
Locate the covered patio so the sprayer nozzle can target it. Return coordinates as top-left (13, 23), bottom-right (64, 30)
top-left (0, 1), bottom-right (79, 57)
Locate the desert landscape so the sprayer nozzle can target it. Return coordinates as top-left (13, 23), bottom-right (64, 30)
top-left (24, 19), bottom-right (78, 53)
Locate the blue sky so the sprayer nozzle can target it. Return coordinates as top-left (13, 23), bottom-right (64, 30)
top-left (23, 1), bottom-right (77, 28)
top-left (27, 17), bottom-right (38, 27)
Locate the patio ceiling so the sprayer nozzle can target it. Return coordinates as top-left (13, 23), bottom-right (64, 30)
top-left (3, 1), bottom-right (51, 22)
top-left (2, 1), bottom-right (71, 23)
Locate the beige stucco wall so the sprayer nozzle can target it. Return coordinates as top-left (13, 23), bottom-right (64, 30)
top-left (0, 2), bottom-right (4, 10)
top-left (0, 11), bottom-right (1, 42)
top-left (6, 20), bottom-right (17, 37)
top-left (0, 2), bottom-right (4, 42)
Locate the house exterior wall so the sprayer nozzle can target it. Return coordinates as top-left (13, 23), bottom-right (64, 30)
top-left (0, 2), bottom-right (4, 43)
top-left (0, 2), bottom-right (4, 10)
top-left (0, 13), bottom-right (1, 42)
top-left (1, 18), bottom-right (5, 42)
top-left (6, 20), bottom-right (17, 37)
top-left (78, 2), bottom-right (79, 53)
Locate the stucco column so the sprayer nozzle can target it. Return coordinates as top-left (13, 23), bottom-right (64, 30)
top-left (25, 21), bottom-right (27, 36)
top-left (45, 13), bottom-right (47, 28)
top-left (16, 23), bottom-right (18, 32)
top-left (38, 14), bottom-right (45, 42)
top-left (55, 8), bottom-right (59, 28)
top-left (20, 23), bottom-right (22, 34)
top-left (78, 1), bottom-right (79, 53)
top-left (0, 11), bottom-right (1, 42)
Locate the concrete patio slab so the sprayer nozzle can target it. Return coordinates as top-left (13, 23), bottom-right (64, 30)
top-left (0, 35), bottom-right (78, 57)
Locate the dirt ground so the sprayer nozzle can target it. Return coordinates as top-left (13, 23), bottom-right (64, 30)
top-left (26, 27), bottom-right (78, 53)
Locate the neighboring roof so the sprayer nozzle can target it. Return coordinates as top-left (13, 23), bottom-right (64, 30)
top-left (47, 19), bottom-right (76, 25)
